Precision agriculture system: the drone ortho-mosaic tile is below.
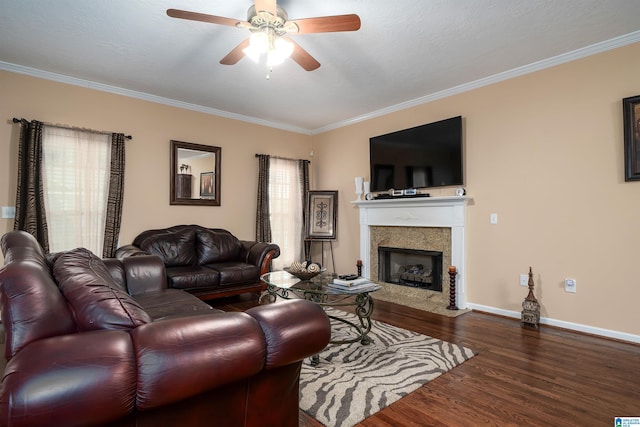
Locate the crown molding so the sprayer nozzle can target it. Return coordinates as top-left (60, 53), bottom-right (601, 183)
top-left (0, 61), bottom-right (312, 135)
top-left (310, 30), bottom-right (640, 134)
top-left (3, 30), bottom-right (640, 136)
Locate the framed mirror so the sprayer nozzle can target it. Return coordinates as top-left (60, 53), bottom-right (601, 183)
top-left (170, 140), bottom-right (221, 206)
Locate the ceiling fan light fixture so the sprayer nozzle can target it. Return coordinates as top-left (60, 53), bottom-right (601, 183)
top-left (244, 28), bottom-right (293, 67)
top-left (242, 44), bottom-right (262, 63)
top-left (266, 37), bottom-right (293, 66)
top-left (249, 31), bottom-right (269, 53)
top-left (274, 37), bottom-right (293, 58)
top-left (266, 52), bottom-right (282, 67)
top-left (266, 50), bottom-right (285, 67)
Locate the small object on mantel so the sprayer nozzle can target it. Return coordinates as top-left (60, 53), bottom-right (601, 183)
top-left (521, 267), bottom-right (541, 329)
top-left (447, 266), bottom-right (458, 310)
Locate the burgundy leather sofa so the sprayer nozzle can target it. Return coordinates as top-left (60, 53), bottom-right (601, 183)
top-left (115, 225), bottom-right (279, 300)
top-left (0, 230), bottom-right (331, 427)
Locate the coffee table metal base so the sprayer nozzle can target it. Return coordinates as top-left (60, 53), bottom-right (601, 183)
top-left (262, 285), bottom-right (376, 366)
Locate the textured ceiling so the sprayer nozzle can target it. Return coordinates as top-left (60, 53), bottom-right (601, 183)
top-left (1, 0), bottom-right (640, 134)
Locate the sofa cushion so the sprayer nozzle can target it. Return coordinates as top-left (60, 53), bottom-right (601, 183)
top-left (206, 262), bottom-right (260, 286)
top-left (166, 265), bottom-right (220, 290)
top-left (53, 248), bottom-right (152, 331)
top-left (139, 228), bottom-right (197, 267)
top-left (196, 228), bottom-right (242, 265)
top-left (134, 288), bottom-right (220, 321)
top-left (0, 263), bottom-right (77, 360)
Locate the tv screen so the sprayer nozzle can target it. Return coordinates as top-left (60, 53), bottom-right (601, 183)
top-left (369, 116), bottom-right (463, 192)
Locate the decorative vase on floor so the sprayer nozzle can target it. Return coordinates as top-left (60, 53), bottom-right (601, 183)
top-left (521, 267), bottom-right (540, 328)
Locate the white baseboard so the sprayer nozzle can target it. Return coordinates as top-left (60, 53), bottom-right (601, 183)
top-left (466, 303), bottom-right (640, 345)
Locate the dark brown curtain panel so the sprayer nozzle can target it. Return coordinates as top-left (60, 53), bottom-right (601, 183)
top-left (14, 119), bottom-right (50, 252)
top-left (255, 154), bottom-right (271, 242)
top-left (298, 159), bottom-right (310, 242)
top-left (102, 133), bottom-right (126, 257)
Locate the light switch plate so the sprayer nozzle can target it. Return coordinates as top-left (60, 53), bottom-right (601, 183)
top-left (1, 206), bottom-right (16, 219)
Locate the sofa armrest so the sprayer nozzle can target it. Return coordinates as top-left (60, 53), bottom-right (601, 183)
top-left (245, 299), bottom-right (331, 369)
top-left (0, 330), bottom-right (136, 427)
top-left (115, 244), bottom-right (149, 259)
top-left (240, 241), bottom-right (280, 275)
top-left (130, 312), bottom-right (266, 410)
top-left (122, 255), bottom-right (169, 296)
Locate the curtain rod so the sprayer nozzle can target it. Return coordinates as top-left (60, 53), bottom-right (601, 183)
top-left (255, 153), bottom-right (310, 163)
top-left (12, 117), bottom-right (132, 140)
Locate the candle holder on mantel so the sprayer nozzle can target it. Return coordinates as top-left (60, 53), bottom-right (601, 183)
top-left (521, 267), bottom-right (540, 328)
top-left (354, 177), bottom-right (364, 201)
top-left (447, 266), bottom-right (458, 310)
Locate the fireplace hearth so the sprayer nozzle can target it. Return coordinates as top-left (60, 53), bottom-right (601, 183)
top-left (355, 196), bottom-right (469, 314)
top-left (378, 247), bottom-right (443, 292)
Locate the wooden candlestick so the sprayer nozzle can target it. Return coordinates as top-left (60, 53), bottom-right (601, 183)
top-left (356, 259), bottom-right (363, 277)
top-left (447, 266), bottom-right (459, 310)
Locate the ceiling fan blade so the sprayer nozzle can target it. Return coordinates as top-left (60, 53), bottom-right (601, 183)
top-left (285, 38), bottom-right (320, 71)
top-left (220, 39), bottom-right (250, 65)
top-left (167, 9), bottom-right (248, 28)
top-left (288, 14), bottom-right (361, 34)
top-left (254, 0), bottom-right (277, 16)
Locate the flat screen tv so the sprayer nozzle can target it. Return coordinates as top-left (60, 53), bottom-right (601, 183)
top-left (369, 116), bottom-right (463, 192)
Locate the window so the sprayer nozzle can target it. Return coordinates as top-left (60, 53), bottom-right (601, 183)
top-left (268, 157), bottom-right (304, 270)
top-left (42, 126), bottom-right (111, 254)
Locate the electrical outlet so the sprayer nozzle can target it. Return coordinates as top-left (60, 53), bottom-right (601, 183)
top-left (565, 278), bottom-right (576, 293)
top-left (490, 213), bottom-right (498, 224)
top-left (519, 274), bottom-right (529, 286)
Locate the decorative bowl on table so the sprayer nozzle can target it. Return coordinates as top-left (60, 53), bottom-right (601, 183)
top-left (285, 261), bottom-right (326, 280)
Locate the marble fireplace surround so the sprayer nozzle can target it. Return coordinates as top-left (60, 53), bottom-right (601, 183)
top-left (354, 197), bottom-right (469, 313)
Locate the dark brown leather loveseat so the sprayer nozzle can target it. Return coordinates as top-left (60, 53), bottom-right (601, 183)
top-left (115, 225), bottom-right (280, 300)
top-left (0, 230), bottom-right (330, 427)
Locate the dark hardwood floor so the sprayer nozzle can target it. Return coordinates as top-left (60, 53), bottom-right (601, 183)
top-left (212, 293), bottom-right (640, 427)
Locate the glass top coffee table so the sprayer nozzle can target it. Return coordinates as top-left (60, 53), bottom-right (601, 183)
top-left (261, 271), bottom-right (381, 351)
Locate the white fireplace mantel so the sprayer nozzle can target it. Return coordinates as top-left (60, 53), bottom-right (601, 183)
top-left (354, 196), bottom-right (470, 308)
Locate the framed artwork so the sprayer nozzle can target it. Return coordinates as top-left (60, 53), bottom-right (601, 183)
top-left (200, 172), bottom-right (215, 197)
top-left (623, 95), bottom-right (640, 181)
top-left (306, 190), bottom-right (338, 239)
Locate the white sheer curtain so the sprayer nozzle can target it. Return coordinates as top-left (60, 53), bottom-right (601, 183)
top-left (269, 157), bottom-right (304, 270)
top-left (42, 126), bottom-right (111, 255)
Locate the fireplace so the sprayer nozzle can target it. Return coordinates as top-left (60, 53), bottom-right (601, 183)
top-left (355, 196), bottom-right (469, 313)
top-left (378, 247), bottom-right (443, 292)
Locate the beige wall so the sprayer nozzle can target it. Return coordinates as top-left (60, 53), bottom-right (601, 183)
top-left (312, 42), bottom-right (640, 337)
top-left (0, 70), bottom-right (313, 248)
top-left (1, 42), bottom-right (639, 338)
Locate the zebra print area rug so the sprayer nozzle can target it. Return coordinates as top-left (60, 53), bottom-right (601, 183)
top-left (299, 310), bottom-right (475, 427)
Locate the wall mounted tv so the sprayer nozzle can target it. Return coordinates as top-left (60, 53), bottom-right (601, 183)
top-left (369, 116), bottom-right (463, 192)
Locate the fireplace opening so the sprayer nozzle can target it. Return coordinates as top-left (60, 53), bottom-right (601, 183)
top-left (378, 246), bottom-right (443, 292)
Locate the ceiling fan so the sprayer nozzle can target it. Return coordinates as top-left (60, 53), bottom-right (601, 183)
top-left (167, 0), bottom-right (361, 71)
